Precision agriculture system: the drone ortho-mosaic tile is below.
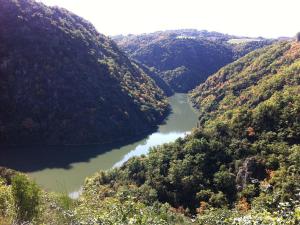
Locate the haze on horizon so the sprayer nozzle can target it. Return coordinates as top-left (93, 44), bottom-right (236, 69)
top-left (38, 0), bottom-right (299, 38)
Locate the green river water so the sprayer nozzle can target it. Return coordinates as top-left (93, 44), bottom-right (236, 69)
top-left (0, 93), bottom-right (198, 194)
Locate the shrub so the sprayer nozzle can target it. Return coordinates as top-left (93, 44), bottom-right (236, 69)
top-left (57, 193), bottom-right (74, 210)
top-left (209, 192), bottom-right (228, 208)
top-left (11, 174), bottom-right (40, 222)
top-left (0, 179), bottom-right (14, 220)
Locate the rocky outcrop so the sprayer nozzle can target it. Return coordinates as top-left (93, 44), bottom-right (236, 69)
top-left (0, 167), bottom-right (16, 185)
top-left (236, 157), bottom-right (267, 191)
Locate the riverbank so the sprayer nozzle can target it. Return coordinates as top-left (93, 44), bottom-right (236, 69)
top-left (0, 94), bottom-right (198, 193)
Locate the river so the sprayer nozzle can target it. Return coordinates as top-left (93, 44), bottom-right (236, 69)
top-left (0, 93), bottom-right (198, 194)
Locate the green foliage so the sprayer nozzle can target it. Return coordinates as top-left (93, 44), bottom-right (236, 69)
top-left (239, 184), bottom-right (259, 200)
top-left (0, 3), bottom-right (298, 223)
top-left (208, 192), bottom-right (228, 208)
top-left (74, 196), bottom-right (192, 225)
top-left (75, 40), bottom-right (300, 224)
top-left (231, 40), bottom-right (273, 59)
top-left (213, 170), bottom-right (236, 199)
top-left (197, 208), bottom-right (236, 225)
top-left (1, 39), bottom-right (295, 225)
top-left (0, 178), bottom-right (14, 221)
top-left (114, 30), bottom-right (272, 92)
top-left (57, 193), bottom-right (74, 211)
top-left (11, 174), bottom-right (40, 222)
top-left (0, 0), bottom-right (168, 146)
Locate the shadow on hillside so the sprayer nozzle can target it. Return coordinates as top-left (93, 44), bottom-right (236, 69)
top-left (0, 101), bottom-right (178, 173)
top-left (0, 131), bottom-right (153, 173)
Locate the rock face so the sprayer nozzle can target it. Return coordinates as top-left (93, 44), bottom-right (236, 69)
top-left (0, 0), bottom-right (168, 146)
top-left (297, 32), bottom-right (300, 42)
top-left (236, 157), bottom-right (267, 191)
top-left (0, 167), bottom-right (16, 185)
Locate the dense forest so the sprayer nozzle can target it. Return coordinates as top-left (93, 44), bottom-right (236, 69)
top-left (1, 38), bottom-right (299, 224)
top-left (77, 40), bottom-right (300, 224)
top-left (0, 0), bottom-right (169, 146)
top-left (0, 0), bottom-right (299, 224)
top-left (114, 30), bottom-right (273, 92)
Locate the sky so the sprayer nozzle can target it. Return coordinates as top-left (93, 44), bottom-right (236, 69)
top-left (37, 0), bottom-right (299, 38)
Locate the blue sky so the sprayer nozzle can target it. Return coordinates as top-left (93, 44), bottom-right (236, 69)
top-left (37, 0), bottom-right (299, 38)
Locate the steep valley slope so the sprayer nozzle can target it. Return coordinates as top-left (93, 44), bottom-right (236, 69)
top-left (114, 30), bottom-right (273, 92)
top-left (0, 39), bottom-right (299, 224)
top-left (0, 0), bottom-right (168, 146)
top-left (79, 40), bottom-right (300, 223)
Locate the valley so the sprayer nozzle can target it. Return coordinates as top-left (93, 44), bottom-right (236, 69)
top-left (0, 94), bottom-right (198, 193)
top-left (0, 0), bottom-right (299, 224)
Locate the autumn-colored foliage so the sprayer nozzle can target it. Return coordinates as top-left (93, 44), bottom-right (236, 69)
top-left (236, 197), bottom-right (251, 212)
top-left (266, 169), bottom-right (276, 180)
top-left (196, 201), bottom-right (208, 214)
top-left (246, 127), bottom-right (255, 137)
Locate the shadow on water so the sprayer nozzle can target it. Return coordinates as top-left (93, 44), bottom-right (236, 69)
top-left (0, 94), bottom-right (198, 192)
top-left (0, 131), bottom-right (153, 172)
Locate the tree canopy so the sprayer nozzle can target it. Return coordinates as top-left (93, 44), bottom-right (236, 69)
top-left (0, 0), bottom-right (168, 146)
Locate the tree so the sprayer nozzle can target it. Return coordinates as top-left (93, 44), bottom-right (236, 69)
top-left (213, 170), bottom-right (236, 200)
top-left (11, 174), bottom-right (40, 222)
top-left (297, 32), bottom-right (300, 42)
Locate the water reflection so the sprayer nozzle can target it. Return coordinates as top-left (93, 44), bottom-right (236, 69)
top-left (113, 131), bottom-right (190, 168)
top-left (0, 94), bottom-right (198, 193)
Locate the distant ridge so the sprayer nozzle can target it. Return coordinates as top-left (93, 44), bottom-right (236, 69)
top-left (114, 30), bottom-right (273, 92)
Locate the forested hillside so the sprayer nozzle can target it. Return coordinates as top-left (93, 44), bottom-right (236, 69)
top-left (0, 0), bottom-right (299, 224)
top-left (114, 30), bottom-right (273, 92)
top-left (0, 0), bottom-right (168, 146)
top-left (1, 40), bottom-right (298, 224)
top-left (79, 41), bottom-right (300, 224)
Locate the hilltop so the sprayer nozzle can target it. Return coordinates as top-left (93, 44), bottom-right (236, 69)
top-left (0, 1), bottom-right (299, 224)
top-left (0, 39), bottom-right (299, 225)
top-left (114, 30), bottom-right (273, 92)
top-left (0, 0), bottom-right (168, 146)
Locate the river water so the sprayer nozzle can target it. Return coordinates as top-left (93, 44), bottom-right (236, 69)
top-left (0, 93), bottom-right (198, 194)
